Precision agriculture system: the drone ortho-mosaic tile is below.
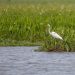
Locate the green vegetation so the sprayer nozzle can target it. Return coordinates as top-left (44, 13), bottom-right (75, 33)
top-left (1, 0), bottom-right (75, 4)
top-left (0, 0), bottom-right (75, 51)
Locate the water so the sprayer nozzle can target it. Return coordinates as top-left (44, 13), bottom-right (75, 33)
top-left (0, 46), bottom-right (75, 75)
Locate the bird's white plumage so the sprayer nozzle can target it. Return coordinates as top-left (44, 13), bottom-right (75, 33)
top-left (48, 24), bottom-right (63, 40)
top-left (50, 32), bottom-right (63, 40)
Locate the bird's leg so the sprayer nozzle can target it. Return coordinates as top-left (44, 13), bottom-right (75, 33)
top-left (55, 39), bottom-right (62, 50)
top-left (55, 39), bottom-right (59, 49)
top-left (55, 40), bottom-right (56, 49)
top-left (53, 39), bottom-right (57, 49)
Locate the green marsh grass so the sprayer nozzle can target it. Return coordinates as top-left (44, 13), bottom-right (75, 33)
top-left (0, 3), bottom-right (75, 51)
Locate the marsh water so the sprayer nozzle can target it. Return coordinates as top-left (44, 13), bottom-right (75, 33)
top-left (0, 47), bottom-right (75, 75)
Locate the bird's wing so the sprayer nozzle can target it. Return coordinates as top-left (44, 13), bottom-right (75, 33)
top-left (51, 32), bottom-right (63, 40)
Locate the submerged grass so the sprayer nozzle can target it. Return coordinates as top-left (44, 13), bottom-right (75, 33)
top-left (0, 3), bottom-right (75, 51)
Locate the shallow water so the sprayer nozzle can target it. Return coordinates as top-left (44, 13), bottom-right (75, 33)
top-left (0, 46), bottom-right (75, 75)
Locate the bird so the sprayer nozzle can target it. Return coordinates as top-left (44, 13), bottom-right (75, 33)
top-left (47, 24), bottom-right (63, 40)
top-left (47, 24), bottom-right (70, 52)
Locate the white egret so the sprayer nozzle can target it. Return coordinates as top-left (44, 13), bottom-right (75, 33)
top-left (47, 24), bottom-right (63, 40)
top-left (47, 24), bottom-right (71, 52)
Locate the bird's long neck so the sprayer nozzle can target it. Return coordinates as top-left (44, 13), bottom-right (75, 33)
top-left (48, 27), bottom-right (51, 34)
